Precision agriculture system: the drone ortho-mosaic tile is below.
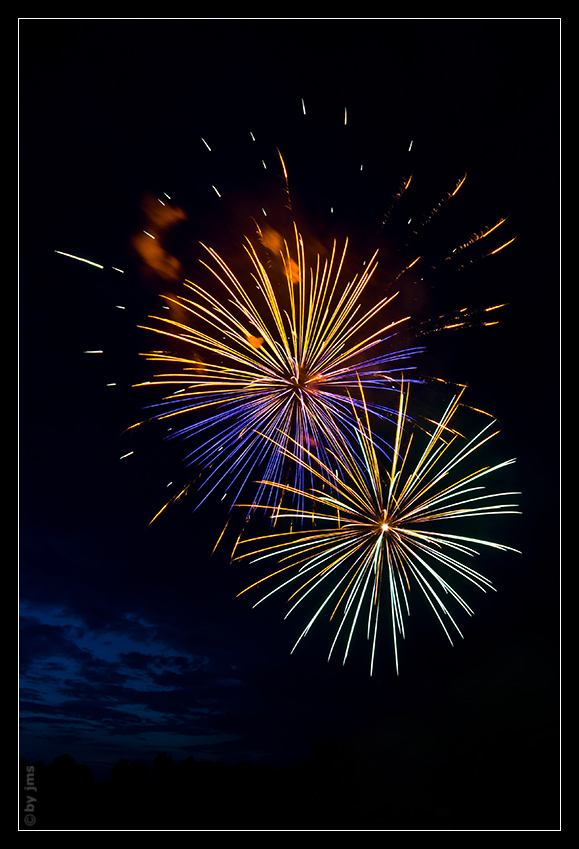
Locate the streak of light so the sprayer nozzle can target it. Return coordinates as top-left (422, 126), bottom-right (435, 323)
top-left (54, 251), bottom-right (104, 269)
top-left (148, 484), bottom-right (190, 526)
top-left (235, 385), bottom-right (520, 675)
top-left (489, 237), bottom-right (517, 255)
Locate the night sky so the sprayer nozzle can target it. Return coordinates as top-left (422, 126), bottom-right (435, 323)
top-left (19, 19), bottom-right (560, 829)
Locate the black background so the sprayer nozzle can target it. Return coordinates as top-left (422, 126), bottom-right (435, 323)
top-left (19, 19), bottom-right (560, 830)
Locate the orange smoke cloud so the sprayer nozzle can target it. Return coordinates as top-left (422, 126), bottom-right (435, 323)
top-left (246, 333), bottom-right (264, 349)
top-left (132, 192), bottom-right (187, 282)
top-left (259, 224), bottom-right (299, 283)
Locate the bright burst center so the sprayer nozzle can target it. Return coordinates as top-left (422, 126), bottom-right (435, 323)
top-left (236, 384), bottom-right (520, 676)
top-left (288, 365), bottom-right (320, 396)
top-left (379, 508), bottom-right (390, 534)
top-left (134, 226), bottom-right (422, 511)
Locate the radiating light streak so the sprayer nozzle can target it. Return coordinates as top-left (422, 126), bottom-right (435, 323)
top-left (445, 219), bottom-right (512, 262)
top-left (54, 251), bottom-right (104, 269)
top-left (393, 255), bottom-right (421, 284)
top-left (132, 224), bottom-right (424, 517)
top-left (147, 483), bottom-right (189, 526)
top-left (235, 385), bottom-right (520, 675)
top-left (450, 173), bottom-right (467, 197)
top-left (489, 237), bottom-right (517, 255)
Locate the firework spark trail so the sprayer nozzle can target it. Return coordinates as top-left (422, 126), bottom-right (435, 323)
top-left (131, 222), bottom-right (425, 517)
top-left (234, 384), bottom-right (520, 674)
top-left (126, 135), bottom-right (515, 528)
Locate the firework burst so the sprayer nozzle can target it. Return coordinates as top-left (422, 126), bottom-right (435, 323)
top-left (235, 385), bottom-right (520, 674)
top-left (132, 221), bottom-right (424, 515)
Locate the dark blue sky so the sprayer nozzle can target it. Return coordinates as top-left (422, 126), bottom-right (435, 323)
top-left (19, 17), bottom-right (559, 816)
